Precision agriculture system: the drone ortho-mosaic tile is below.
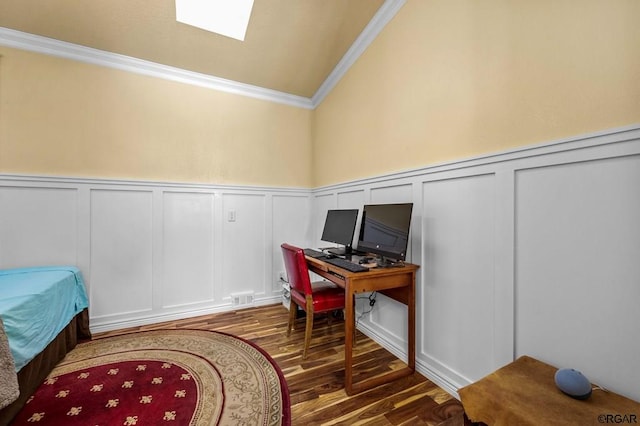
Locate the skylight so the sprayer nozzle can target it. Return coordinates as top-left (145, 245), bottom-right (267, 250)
top-left (175, 0), bottom-right (254, 41)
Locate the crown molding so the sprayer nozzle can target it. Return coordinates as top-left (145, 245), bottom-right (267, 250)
top-left (0, 26), bottom-right (314, 109)
top-left (0, 0), bottom-right (405, 110)
top-left (310, 0), bottom-right (406, 108)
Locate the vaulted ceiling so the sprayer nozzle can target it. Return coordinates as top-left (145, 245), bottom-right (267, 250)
top-left (0, 0), bottom-right (392, 99)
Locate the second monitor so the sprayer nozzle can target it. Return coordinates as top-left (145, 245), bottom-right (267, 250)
top-left (321, 209), bottom-right (359, 256)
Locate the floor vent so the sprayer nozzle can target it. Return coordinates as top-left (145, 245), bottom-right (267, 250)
top-left (231, 291), bottom-right (255, 306)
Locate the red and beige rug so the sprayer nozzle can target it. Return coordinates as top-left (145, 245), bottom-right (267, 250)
top-left (11, 329), bottom-right (290, 425)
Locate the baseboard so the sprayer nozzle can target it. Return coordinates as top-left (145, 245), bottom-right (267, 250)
top-left (90, 296), bottom-right (282, 334)
top-left (357, 319), bottom-right (467, 398)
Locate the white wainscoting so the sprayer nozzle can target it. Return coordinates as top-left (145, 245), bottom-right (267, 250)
top-left (1, 125), bottom-right (639, 402)
top-left (0, 177), bottom-right (311, 332)
top-left (0, 186), bottom-right (79, 267)
top-left (421, 173), bottom-right (497, 386)
top-left (90, 189), bottom-right (154, 319)
top-left (311, 124), bottom-right (640, 401)
top-left (161, 191), bottom-right (215, 309)
top-left (513, 154), bottom-right (640, 400)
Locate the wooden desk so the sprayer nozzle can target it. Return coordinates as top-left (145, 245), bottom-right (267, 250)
top-left (305, 256), bottom-right (419, 395)
top-left (459, 356), bottom-right (640, 426)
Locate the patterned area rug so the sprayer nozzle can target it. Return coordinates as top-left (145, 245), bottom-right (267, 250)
top-left (10, 329), bottom-right (290, 425)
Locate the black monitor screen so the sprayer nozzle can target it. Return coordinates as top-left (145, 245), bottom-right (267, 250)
top-left (321, 209), bottom-right (359, 250)
top-left (357, 203), bottom-right (413, 261)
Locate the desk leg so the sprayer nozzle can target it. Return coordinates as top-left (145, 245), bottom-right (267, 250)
top-left (408, 280), bottom-right (415, 370)
top-left (344, 278), bottom-right (416, 396)
top-left (344, 289), bottom-right (354, 394)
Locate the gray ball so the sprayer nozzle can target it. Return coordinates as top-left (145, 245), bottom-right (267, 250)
top-left (555, 368), bottom-right (592, 400)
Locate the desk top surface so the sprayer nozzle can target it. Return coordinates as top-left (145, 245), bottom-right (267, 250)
top-left (306, 255), bottom-right (419, 277)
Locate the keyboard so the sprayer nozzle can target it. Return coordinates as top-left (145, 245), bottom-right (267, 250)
top-left (323, 257), bottom-right (369, 273)
top-left (303, 248), bottom-right (326, 258)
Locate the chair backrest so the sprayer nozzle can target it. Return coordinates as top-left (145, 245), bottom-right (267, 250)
top-left (281, 243), bottom-right (313, 297)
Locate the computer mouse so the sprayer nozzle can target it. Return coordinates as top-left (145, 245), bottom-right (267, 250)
top-left (325, 254), bottom-right (336, 259)
top-left (359, 257), bottom-right (374, 264)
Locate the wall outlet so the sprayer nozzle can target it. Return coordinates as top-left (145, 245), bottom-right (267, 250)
top-left (281, 282), bottom-right (291, 310)
top-left (230, 291), bottom-right (254, 306)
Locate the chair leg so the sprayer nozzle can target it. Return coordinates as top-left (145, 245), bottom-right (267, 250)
top-left (352, 303), bottom-right (356, 346)
top-left (287, 299), bottom-right (297, 336)
top-left (302, 298), bottom-right (314, 359)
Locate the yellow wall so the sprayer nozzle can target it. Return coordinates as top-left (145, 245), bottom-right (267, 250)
top-left (313, 0), bottom-right (640, 186)
top-left (2, 1), bottom-right (640, 189)
top-left (0, 47), bottom-right (313, 187)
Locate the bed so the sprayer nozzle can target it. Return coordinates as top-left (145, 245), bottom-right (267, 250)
top-left (0, 266), bottom-right (91, 424)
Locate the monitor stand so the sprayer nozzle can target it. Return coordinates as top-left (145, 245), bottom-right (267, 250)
top-left (326, 246), bottom-right (351, 256)
top-left (376, 256), bottom-right (405, 268)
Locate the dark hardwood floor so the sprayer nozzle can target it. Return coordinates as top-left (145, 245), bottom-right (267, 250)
top-left (93, 303), bottom-right (469, 425)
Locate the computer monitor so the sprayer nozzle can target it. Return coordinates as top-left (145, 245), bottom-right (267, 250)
top-left (321, 209), bottom-right (359, 255)
top-left (357, 203), bottom-right (413, 265)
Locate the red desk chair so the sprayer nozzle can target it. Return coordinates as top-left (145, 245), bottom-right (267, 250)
top-left (281, 243), bottom-right (346, 359)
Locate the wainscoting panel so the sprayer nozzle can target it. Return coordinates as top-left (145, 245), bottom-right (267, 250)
top-left (161, 191), bottom-right (216, 309)
top-left (0, 186), bottom-right (78, 269)
top-left (311, 193), bottom-right (338, 249)
top-left (514, 154), bottom-right (640, 399)
top-left (0, 176), bottom-right (311, 333)
top-left (336, 189), bottom-right (366, 206)
top-left (366, 183), bottom-right (415, 350)
top-left (221, 193), bottom-right (267, 300)
top-left (272, 194), bottom-right (311, 286)
top-left (336, 189), bottom-right (366, 248)
top-left (89, 189), bottom-right (154, 319)
top-left (369, 184), bottom-right (413, 204)
top-left (421, 174), bottom-right (496, 384)
top-left (310, 125), bottom-right (640, 401)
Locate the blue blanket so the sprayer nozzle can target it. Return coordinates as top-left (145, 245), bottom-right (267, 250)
top-left (0, 266), bottom-right (89, 371)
